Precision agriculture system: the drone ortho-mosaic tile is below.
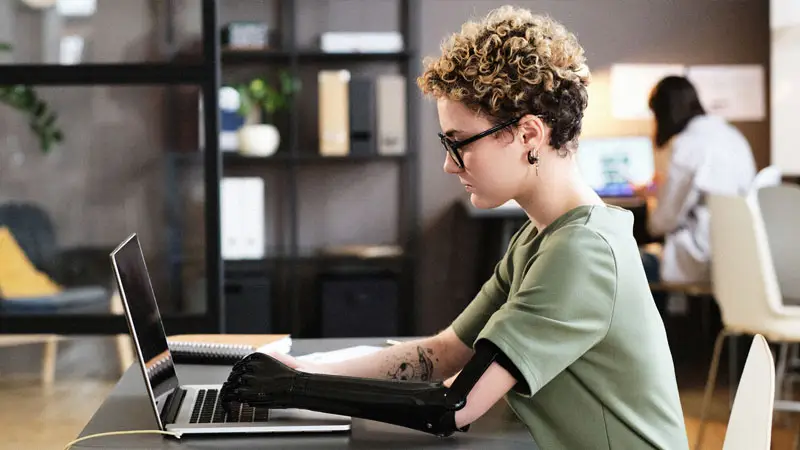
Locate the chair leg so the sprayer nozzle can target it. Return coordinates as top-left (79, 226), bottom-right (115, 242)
top-left (728, 333), bottom-right (739, 410)
top-left (115, 334), bottom-right (134, 376)
top-left (42, 336), bottom-right (58, 387)
top-left (777, 343), bottom-right (790, 396)
top-left (695, 328), bottom-right (730, 450)
top-left (775, 342), bottom-right (791, 425)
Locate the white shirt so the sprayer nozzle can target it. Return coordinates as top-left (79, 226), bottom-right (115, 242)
top-left (649, 115), bottom-right (756, 283)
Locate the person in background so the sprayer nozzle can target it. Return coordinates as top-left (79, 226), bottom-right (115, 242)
top-left (638, 76), bottom-right (757, 292)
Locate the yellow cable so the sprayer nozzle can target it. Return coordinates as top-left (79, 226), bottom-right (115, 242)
top-left (63, 430), bottom-right (180, 450)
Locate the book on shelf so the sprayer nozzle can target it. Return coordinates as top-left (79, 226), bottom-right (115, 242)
top-left (166, 334), bottom-right (291, 365)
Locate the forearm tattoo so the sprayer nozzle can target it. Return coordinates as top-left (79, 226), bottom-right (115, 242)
top-left (386, 346), bottom-right (438, 381)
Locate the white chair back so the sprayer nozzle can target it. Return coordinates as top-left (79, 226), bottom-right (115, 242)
top-left (708, 194), bottom-right (784, 333)
top-left (756, 185), bottom-right (800, 301)
top-left (751, 165), bottom-right (782, 193)
top-left (722, 334), bottom-right (775, 450)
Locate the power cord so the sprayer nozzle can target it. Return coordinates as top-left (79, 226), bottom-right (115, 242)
top-left (63, 430), bottom-right (181, 449)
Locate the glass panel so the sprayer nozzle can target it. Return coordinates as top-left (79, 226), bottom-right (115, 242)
top-left (0, 84), bottom-right (207, 316)
top-left (0, 0), bottom-right (202, 65)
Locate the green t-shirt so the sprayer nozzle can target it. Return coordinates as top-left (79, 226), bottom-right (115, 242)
top-left (452, 204), bottom-right (688, 450)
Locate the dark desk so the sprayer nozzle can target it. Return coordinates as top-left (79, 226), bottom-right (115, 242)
top-left (74, 338), bottom-right (537, 449)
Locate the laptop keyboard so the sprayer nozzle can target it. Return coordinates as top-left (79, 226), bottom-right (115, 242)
top-left (189, 389), bottom-right (269, 424)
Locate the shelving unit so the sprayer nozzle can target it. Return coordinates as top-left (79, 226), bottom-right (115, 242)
top-left (214, 0), bottom-right (421, 337)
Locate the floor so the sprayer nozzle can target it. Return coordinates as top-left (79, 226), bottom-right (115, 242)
top-left (0, 377), bottom-right (115, 450)
top-left (1, 339), bottom-right (799, 450)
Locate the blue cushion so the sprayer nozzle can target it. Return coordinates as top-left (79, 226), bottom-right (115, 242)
top-left (1, 286), bottom-right (109, 313)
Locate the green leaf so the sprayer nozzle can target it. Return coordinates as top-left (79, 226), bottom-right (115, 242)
top-left (42, 136), bottom-right (52, 153)
top-left (2, 83), bottom-right (64, 153)
top-left (34, 100), bottom-right (46, 117)
top-left (236, 84), bottom-right (251, 117)
top-left (250, 78), bottom-right (265, 94)
top-left (44, 112), bottom-right (57, 127)
top-left (236, 73), bottom-right (300, 123)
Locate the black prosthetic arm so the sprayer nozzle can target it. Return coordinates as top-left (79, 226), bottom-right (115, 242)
top-left (220, 340), bottom-right (513, 437)
top-left (220, 353), bottom-right (461, 436)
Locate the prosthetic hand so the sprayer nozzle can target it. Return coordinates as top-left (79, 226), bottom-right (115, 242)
top-left (220, 341), bottom-right (506, 437)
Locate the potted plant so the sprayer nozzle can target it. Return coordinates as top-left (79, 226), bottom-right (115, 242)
top-left (0, 43), bottom-right (64, 154)
top-left (236, 71), bottom-right (299, 157)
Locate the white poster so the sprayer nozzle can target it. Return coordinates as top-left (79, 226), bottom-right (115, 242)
top-left (771, 0), bottom-right (800, 175)
top-left (610, 64), bottom-right (686, 119)
top-left (771, 0), bottom-right (800, 29)
top-left (686, 65), bottom-right (765, 121)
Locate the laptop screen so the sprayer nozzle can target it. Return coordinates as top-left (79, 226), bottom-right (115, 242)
top-left (577, 136), bottom-right (655, 197)
top-left (111, 234), bottom-right (179, 426)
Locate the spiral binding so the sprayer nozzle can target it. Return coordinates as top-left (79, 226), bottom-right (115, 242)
top-left (168, 341), bottom-right (255, 359)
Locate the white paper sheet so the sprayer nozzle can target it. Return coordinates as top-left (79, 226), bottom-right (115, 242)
top-left (296, 346), bottom-right (383, 364)
top-left (610, 64), bottom-right (687, 119)
top-left (255, 336), bottom-right (293, 355)
top-left (686, 65), bottom-right (765, 121)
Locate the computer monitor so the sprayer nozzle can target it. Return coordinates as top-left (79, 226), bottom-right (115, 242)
top-left (577, 136), bottom-right (655, 197)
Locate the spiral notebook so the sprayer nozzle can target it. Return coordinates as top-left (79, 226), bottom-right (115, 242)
top-left (166, 334), bottom-right (292, 365)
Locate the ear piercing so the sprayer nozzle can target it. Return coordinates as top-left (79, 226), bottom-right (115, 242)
top-left (527, 148), bottom-right (539, 175)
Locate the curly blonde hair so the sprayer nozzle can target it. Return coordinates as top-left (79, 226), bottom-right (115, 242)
top-left (417, 6), bottom-right (591, 151)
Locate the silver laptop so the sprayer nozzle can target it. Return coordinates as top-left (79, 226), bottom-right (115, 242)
top-left (110, 233), bottom-right (351, 437)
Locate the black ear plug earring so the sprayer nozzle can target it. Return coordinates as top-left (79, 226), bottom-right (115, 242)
top-left (527, 148), bottom-right (539, 175)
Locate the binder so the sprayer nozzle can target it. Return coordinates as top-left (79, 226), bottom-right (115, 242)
top-left (221, 177), bottom-right (265, 260)
top-left (318, 70), bottom-right (350, 156)
top-left (348, 77), bottom-right (376, 155)
top-left (376, 74), bottom-right (406, 155)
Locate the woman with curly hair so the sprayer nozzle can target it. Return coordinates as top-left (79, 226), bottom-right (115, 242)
top-left (255, 6), bottom-right (689, 449)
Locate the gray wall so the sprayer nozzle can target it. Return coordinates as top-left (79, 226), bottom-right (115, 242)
top-left (414, 0), bottom-right (770, 333)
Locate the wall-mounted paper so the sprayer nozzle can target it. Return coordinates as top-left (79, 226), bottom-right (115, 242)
top-left (686, 65), bottom-right (765, 121)
top-left (771, 0), bottom-right (800, 175)
top-left (610, 64), bottom-right (686, 119)
top-left (771, 0), bottom-right (800, 29)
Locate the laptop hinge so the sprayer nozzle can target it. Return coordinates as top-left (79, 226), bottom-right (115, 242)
top-left (161, 387), bottom-right (187, 425)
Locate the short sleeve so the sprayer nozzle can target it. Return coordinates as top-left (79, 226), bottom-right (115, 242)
top-left (476, 225), bottom-right (617, 397)
top-left (450, 221), bottom-right (530, 348)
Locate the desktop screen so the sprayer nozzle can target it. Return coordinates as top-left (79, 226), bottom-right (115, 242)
top-left (577, 136), bottom-right (655, 197)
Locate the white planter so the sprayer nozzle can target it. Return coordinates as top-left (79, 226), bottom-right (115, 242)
top-left (238, 124), bottom-right (280, 157)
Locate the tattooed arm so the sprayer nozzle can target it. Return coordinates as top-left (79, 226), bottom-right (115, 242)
top-left (382, 342), bottom-right (439, 381)
top-left (267, 327), bottom-right (474, 382)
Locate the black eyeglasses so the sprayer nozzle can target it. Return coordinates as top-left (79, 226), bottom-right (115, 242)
top-left (438, 116), bottom-right (522, 169)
